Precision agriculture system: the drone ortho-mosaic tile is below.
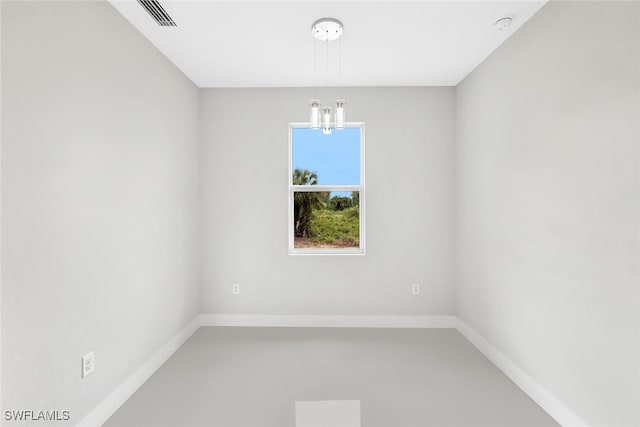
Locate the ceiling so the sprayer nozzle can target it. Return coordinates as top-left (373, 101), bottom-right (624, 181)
top-left (109, 1), bottom-right (547, 88)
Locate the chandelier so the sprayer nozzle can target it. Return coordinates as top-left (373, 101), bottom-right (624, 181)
top-left (309, 18), bottom-right (345, 135)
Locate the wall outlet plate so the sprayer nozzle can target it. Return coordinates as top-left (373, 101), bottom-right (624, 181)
top-left (82, 351), bottom-right (95, 378)
top-left (232, 283), bottom-right (240, 295)
top-left (412, 284), bottom-right (421, 296)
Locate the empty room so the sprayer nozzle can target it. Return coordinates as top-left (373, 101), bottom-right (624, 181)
top-left (1, 0), bottom-right (638, 426)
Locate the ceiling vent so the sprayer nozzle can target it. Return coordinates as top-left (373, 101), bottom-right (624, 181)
top-left (137, 0), bottom-right (176, 27)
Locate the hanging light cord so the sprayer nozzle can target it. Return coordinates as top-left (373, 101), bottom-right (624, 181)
top-left (325, 35), bottom-right (329, 90)
top-left (338, 35), bottom-right (342, 99)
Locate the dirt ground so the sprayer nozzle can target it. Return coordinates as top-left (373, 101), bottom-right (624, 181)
top-left (294, 238), bottom-right (358, 249)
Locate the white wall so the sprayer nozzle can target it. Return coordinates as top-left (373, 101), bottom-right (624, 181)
top-left (200, 87), bottom-right (455, 316)
top-left (0, 0), bottom-right (3, 415)
top-left (456, 1), bottom-right (639, 426)
top-left (1, 1), bottom-right (200, 423)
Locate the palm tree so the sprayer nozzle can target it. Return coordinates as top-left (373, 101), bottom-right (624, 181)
top-left (293, 169), bottom-right (326, 238)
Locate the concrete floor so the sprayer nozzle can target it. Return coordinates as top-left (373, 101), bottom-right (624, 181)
top-left (105, 327), bottom-right (558, 427)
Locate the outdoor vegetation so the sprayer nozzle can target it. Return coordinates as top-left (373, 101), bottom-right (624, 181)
top-left (293, 168), bottom-right (360, 249)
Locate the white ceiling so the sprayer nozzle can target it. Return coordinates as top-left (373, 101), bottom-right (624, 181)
top-left (109, 1), bottom-right (547, 88)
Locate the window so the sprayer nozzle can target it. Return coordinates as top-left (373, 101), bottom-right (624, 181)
top-left (288, 123), bottom-right (365, 255)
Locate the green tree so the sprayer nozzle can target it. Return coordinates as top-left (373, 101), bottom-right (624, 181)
top-left (328, 196), bottom-right (354, 211)
top-left (351, 191), bottom-right (359, 207)
top-left (293, 169), bottom-right (326, 238)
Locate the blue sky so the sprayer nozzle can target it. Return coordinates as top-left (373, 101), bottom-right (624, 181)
top-left (292, 127), bottom-right (360, 186)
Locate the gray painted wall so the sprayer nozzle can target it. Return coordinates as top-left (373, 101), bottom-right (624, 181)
top-left (455, 1), bottom-right (639, 425)
top-left (1, 1), bottom-right (200, 423)
top-left (200, 87), bottom-right (455, 316)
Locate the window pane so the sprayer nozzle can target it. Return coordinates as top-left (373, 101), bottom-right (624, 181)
top-left (293, 191), bottom-right (360, 249)
top-left (292, 128), bottom-right (360, 185)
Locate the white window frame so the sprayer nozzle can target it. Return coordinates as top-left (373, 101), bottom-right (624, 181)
top-left (288, 122), bottom-right (366, 256)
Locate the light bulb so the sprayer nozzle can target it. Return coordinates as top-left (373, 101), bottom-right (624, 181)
top-left (310, 100), bottom-right (321, 129)
top-left (322, 106), bottom-right (332, 135)
top-left (334, 99), bottom-right (345, 129)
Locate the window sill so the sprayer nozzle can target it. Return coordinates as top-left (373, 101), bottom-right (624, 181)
top-left (289, 248), bottom-right (365, 256)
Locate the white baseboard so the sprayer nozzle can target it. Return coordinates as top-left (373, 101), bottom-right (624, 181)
top-left (200, 314), bottom-right (457, 328)
top-left (78, 316), bottom-right (201, 427)
top-left (456, 318), bottom-right (587, 427)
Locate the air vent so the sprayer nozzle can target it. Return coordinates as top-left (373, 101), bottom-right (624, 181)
top-left (137, 0), bottom-right (176, 27)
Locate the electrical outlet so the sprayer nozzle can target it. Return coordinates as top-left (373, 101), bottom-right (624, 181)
top-left (412, 284), bottom-right (421, 296)
top-left (232, 283), bottom-right (240, 295)
top-left (82, 351), bottom-right (95, 378)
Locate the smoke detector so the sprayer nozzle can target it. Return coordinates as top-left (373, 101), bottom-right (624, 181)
top-left (493, 16), bottom-right (514, 31)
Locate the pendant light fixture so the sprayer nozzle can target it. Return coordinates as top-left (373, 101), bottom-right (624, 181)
top-left (309, 18), bottom-right (345, 135)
